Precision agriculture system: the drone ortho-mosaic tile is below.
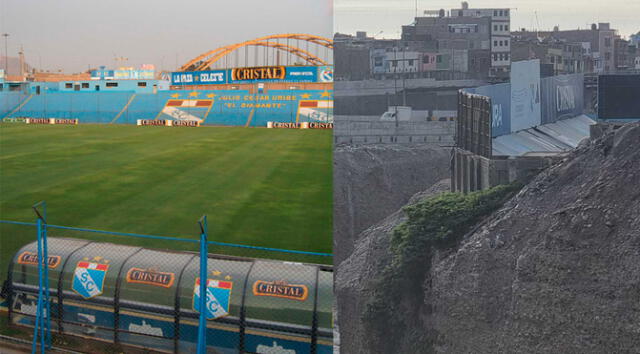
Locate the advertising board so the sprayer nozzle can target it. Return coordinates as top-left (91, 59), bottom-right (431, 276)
top-left (540, 74), bottom-right (584, 124)
top-left (171, 70), bottom-right (228, 85)
top-left (171, 66), bottom-right (324, 85)
top-left (113, 69), bottom-right (155, 80)
top-left (474, 83), bottom-right (511, 137)
top-left (284, 66), bottom-right (318, 82)
top-left (510, 60), bottom-right (541, 132)
top-left (598, 74), bottom-right (640, 119)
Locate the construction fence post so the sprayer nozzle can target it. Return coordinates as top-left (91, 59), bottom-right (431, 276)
top-left (196, 215), bottom-right (208, 354)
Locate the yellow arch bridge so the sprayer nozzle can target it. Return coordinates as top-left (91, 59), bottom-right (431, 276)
top-left (180, 34), bottom-right (333, 71)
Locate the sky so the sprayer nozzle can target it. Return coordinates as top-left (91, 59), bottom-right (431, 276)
top-left (0, 0), bottom-right (333, 73)
top-left (335, 0), bottom-right (640, 40)
top-left (1, 0), bottom-right (637, 73)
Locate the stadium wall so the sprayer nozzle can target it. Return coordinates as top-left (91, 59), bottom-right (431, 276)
top-left (1, 88), bottom-right (333, 127)
top-left (0, 91), bottom-right (30, 118)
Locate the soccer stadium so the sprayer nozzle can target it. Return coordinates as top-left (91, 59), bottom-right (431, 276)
top-left (0, 34), bottom-right (333, 353)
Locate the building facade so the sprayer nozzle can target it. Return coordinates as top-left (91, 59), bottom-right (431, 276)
top-left (512, 23), bottom-right (619, 74)
top-left (450, 2), bottom-right (511, 77)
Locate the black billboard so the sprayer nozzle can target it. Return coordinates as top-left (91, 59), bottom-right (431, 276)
top-left (598, 74), bottom-right (640, 119)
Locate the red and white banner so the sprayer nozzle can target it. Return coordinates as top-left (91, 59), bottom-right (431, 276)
top-left (26, 118), bottom-right (78, 125)
top-left (267, 121), bottom-right (333, 129)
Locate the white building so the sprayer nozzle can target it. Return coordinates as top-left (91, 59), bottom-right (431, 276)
top-left (370, 47), bottom-right (422, 75)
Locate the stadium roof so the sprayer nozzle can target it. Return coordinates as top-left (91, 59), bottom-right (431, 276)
top-left (492, 115), bottom-right (596, 157)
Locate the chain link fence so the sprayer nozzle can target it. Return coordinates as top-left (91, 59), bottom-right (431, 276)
top-left (1, 206), bottom-right (332, 353)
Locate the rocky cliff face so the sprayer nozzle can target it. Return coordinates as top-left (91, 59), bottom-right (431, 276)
top-left (336, 123), bottom-right (640, 353)
top-left (333, 144), bottom-right (451, 265)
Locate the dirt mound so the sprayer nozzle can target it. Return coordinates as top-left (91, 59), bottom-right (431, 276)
top-left (333, 144), bottom-right (451, 264)
top-left (335, 179), bottom-right (451, 353)
top-left (336, 123), bottom-right (640, 353)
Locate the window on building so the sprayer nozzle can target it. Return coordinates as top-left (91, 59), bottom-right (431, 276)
top-left (494, 25), bottom-right (498, 31)
top-left (605, 52), bottom-right (611, 60)
top-left (605, 37), bottom-right (611, 47)
top-left (494, 40), bottom-right (498, 46)
top-left (65, 83), bottom-right (72, 88)
top-left (505, 39), bottom-right (509, 46)
top-left (499, 10), bottom-right (503, 16)
top-left (408, 59), bottom-right (414, 66)
top-left (494, 10), bottom-right (498, 16)
top-left (505, 10), bottom-right (509, 16)
top-left (392, 61), bottom-right (398, 67)
top-left (505, 25), bottom-right (509, 31)
top-left (505, 53), bottom-right (510, 60)
top-left (106, 82), bottom-right (118, 87)
top-left (437, 56), bottom-right (442, 63)
top-left (137, 82), bottom-right (147, 87)
top-left (499, 40), bottom-right (503, 46)
top-left (500, 25), bottom-right (503, 31)
top-left (81, 83), bottom-right (89, 88)
top-left (458, 10), bottom-right (463, 17)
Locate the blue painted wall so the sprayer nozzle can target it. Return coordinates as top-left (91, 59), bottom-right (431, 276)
top-left (1, 86), bottom-right (333, 127)
top-left (55, 79), bottom-right (168, 93)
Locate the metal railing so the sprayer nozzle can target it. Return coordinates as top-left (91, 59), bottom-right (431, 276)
top-left (0, 202), bottom-right (333, 354)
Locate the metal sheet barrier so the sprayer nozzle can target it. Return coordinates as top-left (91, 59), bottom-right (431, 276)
top-left (457, 91), bottom-right (492, 158)
top-left (0, 203), bottom-right (333, 354)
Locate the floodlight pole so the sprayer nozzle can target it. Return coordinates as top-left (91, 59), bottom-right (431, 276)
top-left (2, 33), bottom-right (8, 74)
top-left (196, 215), bottom-right (208, 354)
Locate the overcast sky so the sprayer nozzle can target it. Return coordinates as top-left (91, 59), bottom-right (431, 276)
top-left (335, 0), bottom-right (639, 40)
top-left (1, 0), bottom-right (637, 73)
top-left (0, 0), bottom-right (333, 73)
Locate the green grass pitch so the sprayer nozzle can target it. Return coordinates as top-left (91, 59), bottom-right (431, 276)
top-left (0, 123), bottom-right (333, 279)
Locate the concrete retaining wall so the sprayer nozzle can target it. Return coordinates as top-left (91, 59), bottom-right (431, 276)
top-left (452, 148), bottom-right (561, 193)
top-left (334, 116), bottom-right (455, 145)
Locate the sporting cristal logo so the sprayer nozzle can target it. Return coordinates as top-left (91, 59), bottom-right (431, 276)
top-left (320, 68), bottom-right (333, 82)
top-left (71, 258), bottom-right (109, 299)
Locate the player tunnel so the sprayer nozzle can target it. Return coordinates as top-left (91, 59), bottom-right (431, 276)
top-left (3, 238), bottom-right (333, 353)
